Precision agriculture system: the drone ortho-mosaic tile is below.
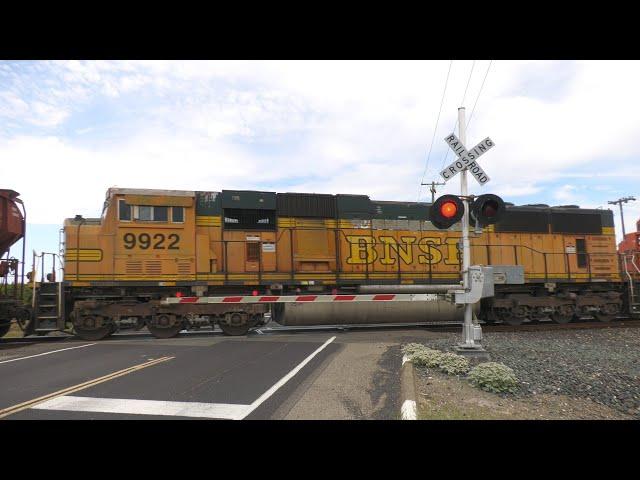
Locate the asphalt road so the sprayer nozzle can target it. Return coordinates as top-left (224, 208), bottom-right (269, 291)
top-left (0, 327), bottom-right (439, 420)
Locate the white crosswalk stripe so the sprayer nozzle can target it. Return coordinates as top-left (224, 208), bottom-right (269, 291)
top-left (32, 395), bottom-right (251, 420)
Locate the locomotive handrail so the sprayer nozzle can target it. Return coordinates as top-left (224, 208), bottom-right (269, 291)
top-left (201, 235), bottom-right (619, 285)
top-left (274, 225), bottom-right (594, 258)
top-left (623, 254), bottom-right (635, 304)
top-left (631, 254), bottom-right (640, 275)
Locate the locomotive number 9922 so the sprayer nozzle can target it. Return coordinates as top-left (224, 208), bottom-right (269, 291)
top-left (123, 232), bottom-right (180, 250)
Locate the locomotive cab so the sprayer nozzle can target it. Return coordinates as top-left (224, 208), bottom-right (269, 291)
top-left (64, 188), bottom-right (196, 284)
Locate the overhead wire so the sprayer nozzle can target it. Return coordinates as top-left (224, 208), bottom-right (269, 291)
top-left (466, 60), bottom-right (493, 133)
top-left (416, 60), bottom-right (453, 202)
top-left (437, 60), bottom-right (476, 173)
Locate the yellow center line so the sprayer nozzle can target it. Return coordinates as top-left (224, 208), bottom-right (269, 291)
top-left (0, 356), bottom-right (174, 419)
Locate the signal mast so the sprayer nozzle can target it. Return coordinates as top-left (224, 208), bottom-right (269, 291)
top-left (431, 107), bottom-right (505, 356)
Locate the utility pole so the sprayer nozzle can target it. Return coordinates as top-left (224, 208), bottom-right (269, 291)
top-left (421, 181), bottom-right (446, 203)
top-left (608, 196), bottom-right (636, 238)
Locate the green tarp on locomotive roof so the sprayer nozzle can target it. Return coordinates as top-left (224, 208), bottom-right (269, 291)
top-left (220, 190), bottom-right (276, 210)
top-left (495, 204), bottom-right (614, 234)
top-left (330, 195), bottom-right (433, 221)
top-left (275, 194), bottom-right (433, 220)
top-left (197, 189), bottom-right (614, 234)
top-left (336, 194), bottom-right (373, 219)
top-left (197, 190), bottom-right (281, 215)
top-left (195, 191), bottom-right (222, 216)
top-left (276, 192), bottom-right (336, 218)
top-left (371, 200), bottom-right (430, 221)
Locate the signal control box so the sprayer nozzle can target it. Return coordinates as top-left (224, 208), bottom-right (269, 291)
top-left (451, 265), bottom-right (495, 305)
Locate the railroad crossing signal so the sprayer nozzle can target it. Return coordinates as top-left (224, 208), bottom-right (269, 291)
top-left (429, 194), bottom-right (465, 229)
top-left (439, 133), bottom-right (494, 185)
top-left (470, 194), bottom-right (505, 226)
top-left (429, 193), bottom-right (505, 230)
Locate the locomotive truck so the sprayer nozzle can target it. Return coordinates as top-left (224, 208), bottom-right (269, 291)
top-left (3, 187), bottom-right (639, 340)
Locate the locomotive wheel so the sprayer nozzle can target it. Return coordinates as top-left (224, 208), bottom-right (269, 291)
top-left (593, 313), bottom-right (616, 322)
top-left (219, 313), bottom-right (250, 336)
top-left (147, 324), bottom-right (182, 339)
top-left (550, 313), bottom-right (574, 324)
top-left (593, 304), bottom-right (620, 323)
top-left (483, 309), bottom-right (498, 325)
top-left (74, 326), bottom-right (112, 341)
top-left (147, 314), bottom-right (182, 339)
top-left (503, 315), bottom-right (526, 326)
top-left (0, 322), bottom-right (11, 338)
top-left (219, 322), bottom-right (250, 336)
top-left (551, 305), bottom-right (575, 324)
top-left (501, 305), bottom-right (527, 326)
top-left (74, 315), bottom-right (112, 341)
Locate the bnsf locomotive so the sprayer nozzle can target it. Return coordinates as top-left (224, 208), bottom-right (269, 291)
top-left (3, 187), bottom-right (639, 340)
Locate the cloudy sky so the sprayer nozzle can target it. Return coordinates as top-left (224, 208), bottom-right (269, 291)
top-left (2, 60), bottom-right (639, 259)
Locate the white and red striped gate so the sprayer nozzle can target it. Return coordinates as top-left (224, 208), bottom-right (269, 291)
top-left (163, 293), bottom-right (444, 305)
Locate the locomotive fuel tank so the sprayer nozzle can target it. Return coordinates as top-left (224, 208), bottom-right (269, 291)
top-left (271, 284), bottom-right (478, 326)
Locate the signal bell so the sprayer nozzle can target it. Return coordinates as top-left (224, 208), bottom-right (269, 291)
top-left (471, 194), bottom-right (505, 226)
top-left (429, 194), bottom-right (465, 229)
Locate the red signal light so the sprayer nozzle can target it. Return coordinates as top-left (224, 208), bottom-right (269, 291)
top-left (176, 291), bottom-right (183, 298)
top-left (429, 194), bottom-right (465, 230)
top-left (440, 201), bottom-right (458, 219)
top-left (252, 290), bottom-right (258, 296)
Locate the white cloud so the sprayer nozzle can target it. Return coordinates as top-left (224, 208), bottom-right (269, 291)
top-left (0, 60), bottom-right (639, 241)
top-left (554, 185), bottom-right (578, 202)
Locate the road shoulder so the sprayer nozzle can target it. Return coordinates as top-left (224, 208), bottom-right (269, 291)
top-left (282, 341), bottom-right (402, 420)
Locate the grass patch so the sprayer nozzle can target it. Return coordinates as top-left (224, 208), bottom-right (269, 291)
top-left (437, 352), bottom-right (470, 375)
top-left (402, 343), bottom-right (469, 374)
top-left (417, 402), bottom-right (505, 420)
top-left (410, 349), bottom-right (444, 368)
top-left (468, 362), bottom-right (519, 394)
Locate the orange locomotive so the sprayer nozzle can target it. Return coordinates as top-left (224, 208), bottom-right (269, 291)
top-left (618, 219), bottom-right (640, 316)
top-left (29, 187), bottom-right (631, 341)
top-left (618, 218), bottom-right (640, 278)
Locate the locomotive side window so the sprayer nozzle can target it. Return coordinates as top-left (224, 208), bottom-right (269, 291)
top-left (172, 206), bottom-right (184, 223)
top-left (119, 200), bottom-right (131, 221)
top-left (154, 206), bottom-right (168, 222)
top-left (130, 205), bottom-right (172, 222)
top-left (138, 206), bottom-right (153, 221)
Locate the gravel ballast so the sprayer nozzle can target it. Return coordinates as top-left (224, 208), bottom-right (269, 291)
top-left (421, 327), bottom-right (640, 418)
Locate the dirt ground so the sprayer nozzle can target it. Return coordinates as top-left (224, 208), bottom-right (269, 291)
top-left (414, 368), bottom-right (633, 420)
top-left (3, 322), bottom-right (22, 339)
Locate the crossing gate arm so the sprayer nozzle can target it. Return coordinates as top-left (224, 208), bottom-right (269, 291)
top-left (163, 293), bottom-right (446, 305)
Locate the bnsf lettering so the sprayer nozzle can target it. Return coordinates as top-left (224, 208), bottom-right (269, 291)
top-left (123, 232), bottom-right (180, 250)
top-left (345, 235), bottom-right (460, 265)
top-left (378, 236), bottom-right (416, 264)
top-left (346, 235), bottom-right (378, 264)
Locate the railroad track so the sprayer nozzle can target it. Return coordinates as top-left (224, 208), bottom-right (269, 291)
top-left (482, 317), bottom-right (640, 333)
top-left (1, 317), bottom-right (639, 344)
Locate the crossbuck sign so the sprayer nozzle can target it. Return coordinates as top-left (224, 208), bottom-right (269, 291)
top-left (439, 133), bottom-right (494, 185)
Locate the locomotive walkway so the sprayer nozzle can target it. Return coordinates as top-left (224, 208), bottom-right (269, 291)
top-left (0, 328), bottom-right (436, 420)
